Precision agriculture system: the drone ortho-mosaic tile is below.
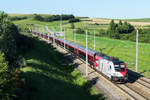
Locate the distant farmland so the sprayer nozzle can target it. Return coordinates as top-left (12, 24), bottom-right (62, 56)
top-left (81, 18), bottom-right (150, 28)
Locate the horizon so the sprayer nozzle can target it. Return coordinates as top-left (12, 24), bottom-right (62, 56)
top-left (7, 13), bottom-right (150, 20)
top-left (1, 0), bottom-right (150, 19)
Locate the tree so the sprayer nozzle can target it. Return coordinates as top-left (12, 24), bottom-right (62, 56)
top-left (0, 11), bottom-right (28, 99)
top-left (0, 11), bottom-right (21, 68)
top-left (109, 19), bottom-right (117, 31)
top-left (116, 20), bottom-right (135, 34)
top-left (69, 18), bottom-right (80, 23)
top-left (0, 20), bottom-right (20, 68)
top-left (33, 14), bottom-right (44, 21)
top-left (119, 20), bottom-right (123, 25)
top-left (0, 11), bottom-right (8, 22)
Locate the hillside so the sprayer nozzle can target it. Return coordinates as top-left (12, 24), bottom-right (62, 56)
top-left (20, 33), bottom-right (104, 100)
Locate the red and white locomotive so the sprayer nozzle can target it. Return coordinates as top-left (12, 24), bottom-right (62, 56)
top-left (32, 31), bottom-right (128, 83)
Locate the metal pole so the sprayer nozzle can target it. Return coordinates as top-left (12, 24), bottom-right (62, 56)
top-left (48, 33), bottom-right (50, 43)
top-left (74, 29), bottom-right (76, 43)
top-left (86, 30), bottom-right (88, 76)
top-left (53, 31), bottom-right (55, 45)
top-left (64, 28), bottom-right (66, 49)
top-left (53, 28), bottom-right (56, 45)
top-left (94, 30), bottom-right (96, 50)
top-left (53, 32), bottom-right (55, 44)
top-left (51, 31), bottom-right (52, 43)
top-left (136, 29), bottom-right (139, 72)
top-left (60, 14), bottom-right (62, 32)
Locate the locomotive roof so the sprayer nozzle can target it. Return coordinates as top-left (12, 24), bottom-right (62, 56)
top-left (55, 36), bottom-right (122, 62)
top-left (55, 37), bottom-right (97, 55)
top-left (95, 52), bottom-right (123, 62)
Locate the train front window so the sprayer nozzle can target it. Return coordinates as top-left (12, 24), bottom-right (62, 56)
top-left (114, 62), bottom-right (125, 72)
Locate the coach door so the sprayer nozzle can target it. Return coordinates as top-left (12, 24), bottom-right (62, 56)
top-left (107, 62), bottom-right (112, 78)
top-left (99, 60), bottom-right (104, 73)
top-left (97, 60), bottom-right (101, 70)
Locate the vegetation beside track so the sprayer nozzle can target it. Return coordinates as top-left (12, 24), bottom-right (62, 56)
top-left (20, 33), bottom-right (105, 100)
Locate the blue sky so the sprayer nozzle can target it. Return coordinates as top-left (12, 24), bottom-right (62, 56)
top-left (0, 0), bottom-right (150, 19)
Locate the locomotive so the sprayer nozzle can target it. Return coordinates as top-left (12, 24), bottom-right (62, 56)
top-left (32, 31), bottom-right (128, 83)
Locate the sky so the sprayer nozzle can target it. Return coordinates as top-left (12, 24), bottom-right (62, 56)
top-left (0, 0), bottom-right (150, 19)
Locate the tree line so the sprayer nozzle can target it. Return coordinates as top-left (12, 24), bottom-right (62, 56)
top-left (105, 20), bottom-right (150, 43)
top-left (33, 14), bottom-right (80, 23)
top-left (75, 19), bottom-right (150, 43)
top-left (8, 16), bottom-right (28, 21)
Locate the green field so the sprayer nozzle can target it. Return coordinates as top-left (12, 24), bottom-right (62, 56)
top-left (124, 18), bottom-right (150, 22)
top-left (13, 17), bottom-right (150, 78)
top-left (13, 18), bottom-right (109, 32)
top-left (64, 33), bottom-right (150, 78)
top-left (20, 33), bottom-right (104, 100)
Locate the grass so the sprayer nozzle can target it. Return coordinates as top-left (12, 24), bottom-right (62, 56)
top-left (13, 18), bottom-right (109, 32)
top-left (20, 33), bottom-right (104, 100)
top-left (64, 33), bottom-right (150, 78)
top-left (124, 18), bottom-right (150, 22)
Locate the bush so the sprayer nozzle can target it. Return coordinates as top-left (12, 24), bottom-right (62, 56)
top-left (76, 28), bottom-right (85, 34)
top-left (97, 29), bottom-right (107, 37)
top-left (17, 24), bottom-right (30, 33)
top-left (69, 18), bottom-right (80, 23)
top-left (117, 21), bottom-right (134, 34)
top-left (8, 16), bottom-right (27, 21)
top-left (33, 14), bottom-right (44, 21)
top-left (0, 52), bottom-right (24, 100)
top-left (108, 20), bottom-right (135, 34)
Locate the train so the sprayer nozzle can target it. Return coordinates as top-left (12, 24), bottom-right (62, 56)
top-left (31, 31), bottom-right (128, 83)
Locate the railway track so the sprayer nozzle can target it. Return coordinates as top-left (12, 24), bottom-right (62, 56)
top-left (124, 83), bottom-right (150, 100)
top-left (54, 44), bottom-right (150, 100)
top-left (35, 34), bottom-right (150, 100)
top-left (129, 76), bottom-right (150, 89)
top-left (140, 77), bottom-right (150, 84)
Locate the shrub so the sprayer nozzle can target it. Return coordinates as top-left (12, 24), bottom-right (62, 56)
top-left (33, 14), bottom-right (44, 21)
top-left (76, 28), bottom-right (85, 34)
top-left (97, 29), bottom-right (107, 37)
top-left (0, 52), bottom-right (24, 100)
top-left (69, 18), bottom-right (80, 23)
top-left (8, 16), bottom-right (28, 21)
